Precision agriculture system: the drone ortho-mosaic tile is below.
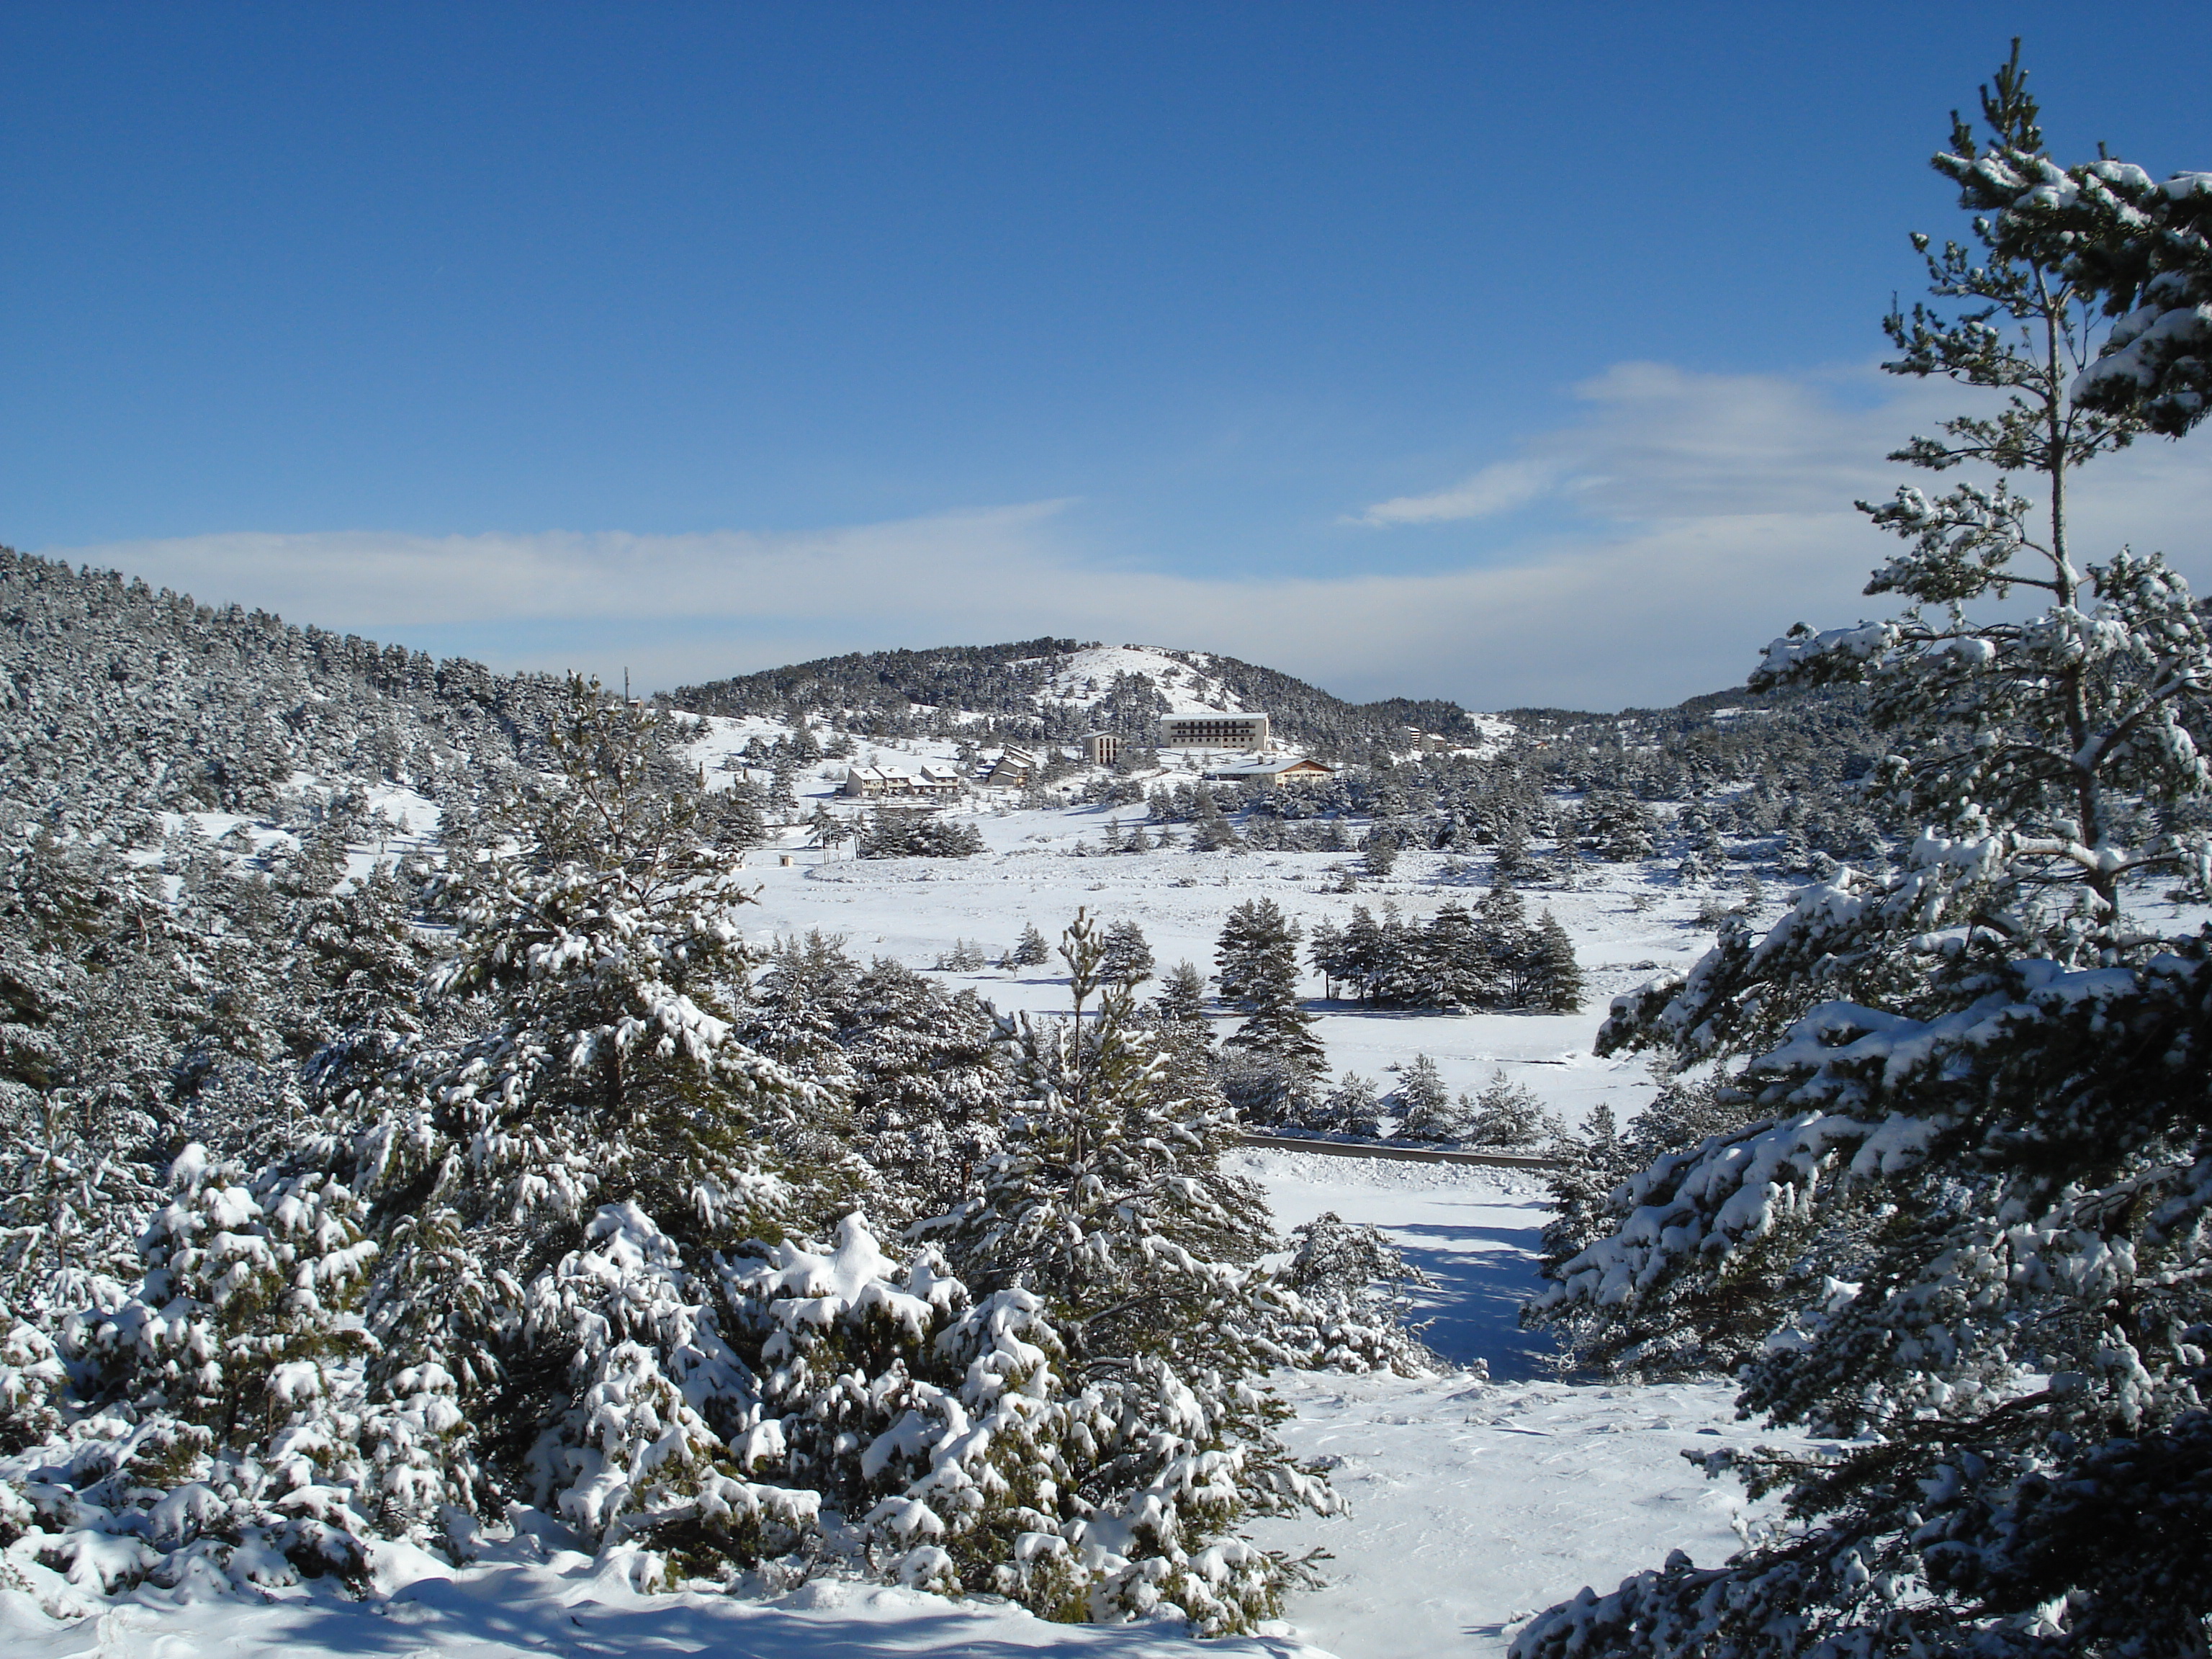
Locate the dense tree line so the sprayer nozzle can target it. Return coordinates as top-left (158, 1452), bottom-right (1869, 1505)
top-left (0, 548), bottom-right (572, 828)
top-left (1309, 891), bottom-right (1583, 1014)
top-left (853, 811), bottom-right (986, 858)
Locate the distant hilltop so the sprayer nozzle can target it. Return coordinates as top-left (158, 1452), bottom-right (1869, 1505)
top-left (669, 639), bottom-right (1500, 764)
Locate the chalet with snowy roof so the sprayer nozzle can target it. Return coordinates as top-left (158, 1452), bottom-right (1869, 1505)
top-left (1202, 755), bottom-right (1334, 791)
top-left (840, 763), bottom-right (964, 801)
top-left (982, 746), bottom-right (1037, 788)
top-left (1159, 711), bottom-right (1270, 750)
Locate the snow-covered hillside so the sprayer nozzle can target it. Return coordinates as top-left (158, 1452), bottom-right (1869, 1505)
top-left (1031, 644), bottom-right (1253, 716)
top-left (663, 633), bottom-right (1550, 762)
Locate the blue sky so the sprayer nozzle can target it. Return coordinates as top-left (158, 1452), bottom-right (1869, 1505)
top-left (9, 3), bottom-right (2212, 707)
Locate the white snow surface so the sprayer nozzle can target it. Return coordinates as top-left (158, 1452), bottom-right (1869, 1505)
top-left (0, 1546), bottom-right (1334, 1658)
top-left (1248, 1371), bottom-right (1768, 1659)
top-left (1226, 1149), bottom-right (1785, 1658)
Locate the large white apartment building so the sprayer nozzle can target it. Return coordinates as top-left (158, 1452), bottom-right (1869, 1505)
top-left (1158, 711), bottom-right (1269, 750)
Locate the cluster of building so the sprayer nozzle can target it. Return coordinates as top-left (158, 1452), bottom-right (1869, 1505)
top-left (838, 761), bottom-right (965, 800)
top-left (835, 711), bottom-right (1336, 801)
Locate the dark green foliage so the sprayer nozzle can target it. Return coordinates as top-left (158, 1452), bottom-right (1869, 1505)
top-left (1525, 911), bottom-right (1586, 1012)
top-left (1310, 894), bottom-right (1581, 1016)
top-left (1152, 960), bottom-right (1210, 1027)
top-left (1389, 1055), bottom-right (1456, 1139)
top-left (1215, 900), bottom-right (1324, 1083)
top-left (1098, 917), bottom-right (1154, 986)
top-left (1297, 1070), bottom-right (1383, 1138)
top-left (855, 811), bottom-right (985, 858)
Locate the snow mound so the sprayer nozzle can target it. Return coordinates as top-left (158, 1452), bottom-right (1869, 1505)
top-left (0, 1532), bottom-right (1337, 1658)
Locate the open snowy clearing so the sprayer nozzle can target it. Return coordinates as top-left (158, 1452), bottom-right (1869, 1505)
top-left (1249, 1372), bottom-right (1768, 1659)
top-left (724, 784), bottom-right (1715, 1133)
top-left (1228, 1149), bottom-right (1783, 1659)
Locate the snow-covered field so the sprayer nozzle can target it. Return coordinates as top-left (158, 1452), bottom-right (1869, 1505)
top-left (13, 734), bottom-right (1793, 1659)
top-left (690, 711), bottom-right (1714, 1132)
top-left (1, 1550), bottom-right (1338, 1658)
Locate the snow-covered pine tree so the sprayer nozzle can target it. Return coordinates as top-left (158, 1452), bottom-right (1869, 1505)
top-left (37, 1142), bottom-right (382, 1588)
top-left (1009, 922), bottom-right (1052, 968)
top-left (857, 811), bottom-right (983, 859)
top-left (1189, 792), bottom-right (1242, 852)
top-left (1098, 917), bottom-right (1155, 987)
top-left (839, 957), bottom-right (1008, 1225)
top-left (1523, 911), bottom-right (1585, 1013)
top-left (1517, 54), bottom-right (2212, 1657)
top-left (1312, 904), bottom-right (1388, 1003)
top-left (1152, 959), bottom-right (1211, 1028)
top-left (0, 823), bottom-right (176, 1323)
top-left (1390, 1054), bottom-right (1462, 1141)
top-left (738, 930), bottom-right (864, 1105)
top-left (1410, 902), bottom-right (1490, 1012)
top-left (1360, 833), bottom-right (1398, 878)
top-left (1532, 1100), bottom-right (1628, 1292)
top-left (1264, 1212), bottom-right (1445, 1378)
top-left (1463, 1070), bottom-right (1558, 1149)
top-left (1215, 898), bottom-right (1297, 1009)
top-left (1523, 1067), bottom-right (1766, 1380)
top-left (1301, 1070), bottom-right (1383, 1138)
top-left (1574, 791), bottom-right (1657, 863)
top-left (918, 911), bottom-right (1334, 1629)
top-left (1475, 880), bottom-right (1531, 1008)
top-left (1213, 899), bottom-right (1324, 1096)
top-left (349, 676), bottom-right (832, 1548)
top-left (1304, 917), bottom-right (1344, 997)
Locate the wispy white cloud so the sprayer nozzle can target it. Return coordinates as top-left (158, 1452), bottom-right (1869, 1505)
top-left (1352, 457), bottom-right (1558, 526)
top-left (63, 503), bottom-right (1078, 632)
top-left (48, 362), bottom-right (2212, 711)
